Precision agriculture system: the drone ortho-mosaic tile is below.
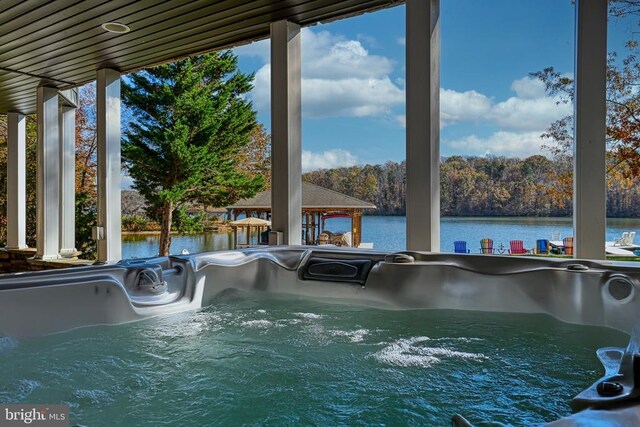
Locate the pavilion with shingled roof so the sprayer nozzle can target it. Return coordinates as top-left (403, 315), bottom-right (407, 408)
top-left (227, 183), bottom-right (376, 247)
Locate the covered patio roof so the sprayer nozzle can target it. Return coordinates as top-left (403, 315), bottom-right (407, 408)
top-left (0, 0), bottom-right (400, 114)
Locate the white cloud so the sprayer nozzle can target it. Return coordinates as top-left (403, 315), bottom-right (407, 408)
top-left (490, 96), bottom-right (571, 131)
top-left (440, 88), bottom-right (492, 126)
top-left (302, 149), bottom-right (358, 172)
top-left (396, 37), bottom-right (406, 46)
top-left (439, 78), bottom-right (569, 158)
top-left (236, 29), bottom-right (570, 160)
top-left (357, 33), bottom-right (378, 48)
top-left (510, 76), bottom-right (547, 99)
top-left (303, 77), bottom-right (403, 118)
top-left (302, 30), bottom-right (393, 79)
top-left (239, 28), bottom-right (403, 119)
top-left (439, 81), bottom-right (570, 131)
top-left (250, 65), bottom-right (271, 111)
top-left (445, 131), bottom-right (549, 158)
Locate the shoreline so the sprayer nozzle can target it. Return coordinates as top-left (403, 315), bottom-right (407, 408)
top-left (122, 216), bottom-right (640, 235)
top-left (122, 229), bottom-right (231, 236)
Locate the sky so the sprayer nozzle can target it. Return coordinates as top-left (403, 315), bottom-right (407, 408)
top-left (232, 0), bottom-right (637, 172)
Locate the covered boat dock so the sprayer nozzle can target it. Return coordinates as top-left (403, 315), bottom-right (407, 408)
top-left (227, 182), bottom-right (375, 247)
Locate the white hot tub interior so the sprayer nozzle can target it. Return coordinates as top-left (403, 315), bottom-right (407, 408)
top-left (2, 247), bottom-right (640, 425)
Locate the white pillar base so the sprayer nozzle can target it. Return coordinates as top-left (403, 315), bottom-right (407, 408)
top-left (59, 248), bottom-right (80, 258)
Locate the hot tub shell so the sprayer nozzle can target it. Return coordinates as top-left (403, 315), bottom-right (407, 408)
top-left (1, 247), bottom-right (640, 426)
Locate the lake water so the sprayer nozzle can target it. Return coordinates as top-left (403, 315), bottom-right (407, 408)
top-left (122, 216), bottom-right (640, 258)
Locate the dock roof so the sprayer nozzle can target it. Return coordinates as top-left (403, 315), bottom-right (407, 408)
top-left (228, 182), bottom-right (376, 210)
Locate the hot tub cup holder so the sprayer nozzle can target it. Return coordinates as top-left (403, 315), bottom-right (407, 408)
top-left (597, 380), bottom-right (624, 396)
top-left (455, 348), bottom-right (640, 424)
top-left (566, 263), bottom-right (590, 271)
top-left (383, 253), bottom-right (415, 264)
top-left (571, 347), bottom-right (640, 411)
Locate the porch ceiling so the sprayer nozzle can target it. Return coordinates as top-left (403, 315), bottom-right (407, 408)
top-left (0, 0), bottom-right (401, 114)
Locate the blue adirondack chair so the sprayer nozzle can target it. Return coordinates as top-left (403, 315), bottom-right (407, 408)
top-left (454, 241), bottom-right (470, 253)
top-left (536, 239), bottom-right (549, 255)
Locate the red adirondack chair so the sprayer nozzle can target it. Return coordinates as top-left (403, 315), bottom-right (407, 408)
top-left (508, 240), bottom-right (529, 255)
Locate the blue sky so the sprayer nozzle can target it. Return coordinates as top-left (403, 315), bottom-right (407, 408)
top-left (233, 0), bottom-right (636, 171)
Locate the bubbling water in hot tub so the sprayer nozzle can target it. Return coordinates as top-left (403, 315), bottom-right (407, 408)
top-left (0, 290), bottom-right (628, 426)
top-left (3, 248), bottom-right (640, 425)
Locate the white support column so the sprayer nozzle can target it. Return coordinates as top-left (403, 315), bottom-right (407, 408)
top-left (270, 20), bottom-right (302, 245)
top-left (6, 112), bottom-right (27, 249)
top-left (406, 0), bottom-right (440, 252)
top-left (574, 0), bottom-right (607, 260)
top-left (36, 86), bottom-right (61, 259)
top-left (96, 68), bottom-right (122, 262)
top-left (59, 106), bottom-right (77, 257)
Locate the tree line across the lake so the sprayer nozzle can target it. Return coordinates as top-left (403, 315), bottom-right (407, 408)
top-left (302, 155), bottom-right (640, 218)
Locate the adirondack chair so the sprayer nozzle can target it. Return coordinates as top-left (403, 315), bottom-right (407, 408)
top-left (613, 232), bottom-right (629, 246)
top-left (626, 231), bottom-right (636, 246)
top-left (454, 241), bottom-right (470, 253)
top-left (563, 237), bottom-right (574, 255)
top-left (508, 240), bottom-right (529, 255)
top-left (536, 239), bottom-right (549, 255)
top-left (479, 238), bottom-right (494, 254)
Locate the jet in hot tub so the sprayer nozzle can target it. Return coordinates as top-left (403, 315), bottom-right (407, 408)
top-left (1, 247), bottom-right (639, 425)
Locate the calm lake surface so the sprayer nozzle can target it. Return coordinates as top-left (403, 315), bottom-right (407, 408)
top-left (122, 216), bottom-right (640, 259)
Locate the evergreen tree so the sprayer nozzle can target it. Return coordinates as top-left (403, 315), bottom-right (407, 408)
top-left (122, 52), bottom-right (265, 256)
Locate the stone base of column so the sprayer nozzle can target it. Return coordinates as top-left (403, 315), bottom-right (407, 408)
top-left (5, 245), bottom-right (29, 250)
top-left (35, 253), bottom-right (62, 260)
top-left (59, 248), bottom-right (80, 259)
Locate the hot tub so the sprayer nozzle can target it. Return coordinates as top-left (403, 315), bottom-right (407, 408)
top-left (1, 247), bottom-right (640, 425)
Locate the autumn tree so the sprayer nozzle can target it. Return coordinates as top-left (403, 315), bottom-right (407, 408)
top-left (236, 123), bottom-right (271, 188)
top-left (532, 1), bottom-right (640, 210)
top-left (122, 52), bottom-right (265, 256)
top-left (74, 83), bottom-right (99, 257)
top-left (302, 156), bottom-right (594, 217)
